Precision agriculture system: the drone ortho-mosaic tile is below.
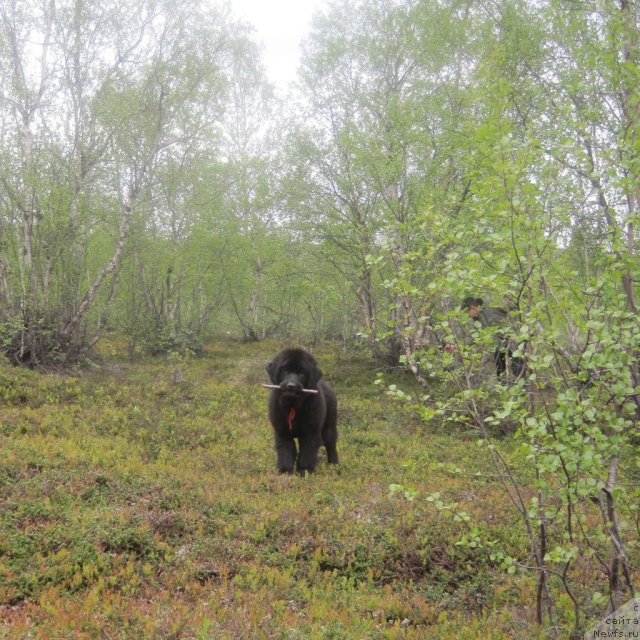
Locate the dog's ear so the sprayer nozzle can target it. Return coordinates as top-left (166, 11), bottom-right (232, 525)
top-left (266, 360), bottom-right (278, 383)
top-left (310, 365), bottom-right (323, 386)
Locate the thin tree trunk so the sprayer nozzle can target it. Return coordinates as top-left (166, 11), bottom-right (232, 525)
top-left (59, 195), bottom-right (134, 340)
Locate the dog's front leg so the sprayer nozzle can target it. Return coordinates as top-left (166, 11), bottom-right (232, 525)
top-left (296, 433), bottom-right (321, 476)
top-left (275, 433), bottom-right (297, 474)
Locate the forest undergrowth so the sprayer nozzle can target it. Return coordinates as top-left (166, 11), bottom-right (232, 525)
top-left (0, 340), bottom-right (616, 639)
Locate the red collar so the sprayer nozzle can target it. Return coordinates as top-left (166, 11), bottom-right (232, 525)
top-left (288, 407), bottom-right (296, 431)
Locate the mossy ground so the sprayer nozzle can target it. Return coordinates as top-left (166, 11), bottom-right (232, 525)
top-left (0, 340), bottom-right (570, 638)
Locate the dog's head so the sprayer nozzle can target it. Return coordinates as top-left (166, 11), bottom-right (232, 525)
top-left (266, 348), bottom-right (322, 396)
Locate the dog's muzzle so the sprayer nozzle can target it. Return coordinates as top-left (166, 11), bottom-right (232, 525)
top-left (280, 380), bottom-right (303, 396)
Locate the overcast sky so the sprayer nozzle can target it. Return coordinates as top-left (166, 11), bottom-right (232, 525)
top-left (228, 0), bottom-right (328, 90)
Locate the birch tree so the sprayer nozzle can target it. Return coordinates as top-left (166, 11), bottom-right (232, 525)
top-left (0, 0), bottom-right (240, 364)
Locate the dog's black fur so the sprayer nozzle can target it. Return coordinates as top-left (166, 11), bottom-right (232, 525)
top-left (266, 348), bottom-right (338, 475)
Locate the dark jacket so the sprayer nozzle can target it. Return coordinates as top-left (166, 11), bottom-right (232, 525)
top-left (470, 306), bottom-right (515, 350)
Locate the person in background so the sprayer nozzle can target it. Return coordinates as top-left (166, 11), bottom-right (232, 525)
top-left (461, 296), bottom-right (525, 380)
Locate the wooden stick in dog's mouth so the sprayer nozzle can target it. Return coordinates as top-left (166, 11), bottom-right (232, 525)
top-left (261, 384), bottom-right (319, 395)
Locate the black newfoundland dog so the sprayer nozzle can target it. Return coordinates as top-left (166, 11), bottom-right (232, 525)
top-left (266, 348), bottom-right (338, 475)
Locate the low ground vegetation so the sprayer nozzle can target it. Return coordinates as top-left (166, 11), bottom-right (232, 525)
top-left (0, 341), bottom-right (633, 638)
